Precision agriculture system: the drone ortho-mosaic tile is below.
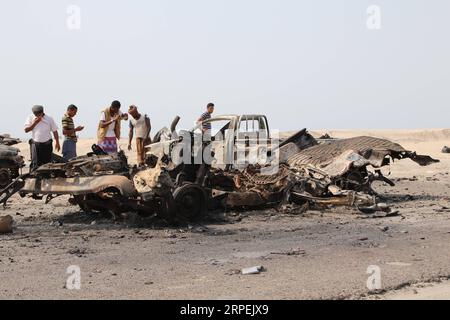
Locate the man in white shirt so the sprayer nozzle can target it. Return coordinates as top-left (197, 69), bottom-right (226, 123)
top-left (24, 105), bottom-right (60, 171)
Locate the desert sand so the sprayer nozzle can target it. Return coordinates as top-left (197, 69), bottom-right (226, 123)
top-left (1, 129), bottom-right (449, 300)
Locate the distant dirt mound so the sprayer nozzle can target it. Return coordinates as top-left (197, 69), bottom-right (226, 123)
top-left (309, 129), bottom-right (450, 143)
top-left (396, 129), bottom-right (450, 142)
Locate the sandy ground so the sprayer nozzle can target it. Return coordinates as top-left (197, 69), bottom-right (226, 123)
top-left (0, 129), bottom-right (449, 300)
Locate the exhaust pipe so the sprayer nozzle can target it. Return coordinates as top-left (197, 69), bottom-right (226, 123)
top-left (170, 116), bottom-right (181, 133)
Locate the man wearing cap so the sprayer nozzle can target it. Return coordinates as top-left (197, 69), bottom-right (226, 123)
top-left (97, 100), bottom-right (128, 154)
top-left (62, 104), bottom-right (84, 161)
top-left (127, 105), bottom-right (151, 166)
top-left (24, 105), bottom-right (60, 171)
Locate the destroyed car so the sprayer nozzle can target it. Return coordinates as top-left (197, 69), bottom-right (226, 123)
top-left (0, 135), bottom-right (24, 188)
top-left (0, 115), bottom-right (440, 223)
top-left (0, 146), bottom-right (205, 223)
top-left (145, 115), bottom-right (439, 214)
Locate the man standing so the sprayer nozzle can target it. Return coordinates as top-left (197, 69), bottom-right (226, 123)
top-left (128, 105), bottom-right (151, 166)
top-left (62, 104), bottom-right (84, 161)
top-left (24, 105), bottom-right (60, 171)
top-left (197, 103), bottom-right (215, 134)
top-left (97, 100), bottom-right (128, 154)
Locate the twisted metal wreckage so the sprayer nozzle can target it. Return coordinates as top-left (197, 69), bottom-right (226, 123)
top-left (0, 135), bottom-right (24, 189)
top-left (0, 115), bottom-right (439, 223)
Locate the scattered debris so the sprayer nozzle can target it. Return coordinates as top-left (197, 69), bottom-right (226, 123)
top-left (359, 209), bottom-right (400, 219)
top-left (50, 220), bottom-right (63, 227)
top-left (164, 231), bottom-right (177, 239)
top-left (318, 133), bottom-right (335, 140)
top-left (242, 266), bottom-right (265, 275)
top-left (209, 258), bottom-right (228, 266)
top-left (270, 248), bottom-right (306, 256)
top-left (225, 269), bottom-right (241, 276)
top-left (0, 215), bottom-right (13, 234)
top-left (68, 247), bottom-right (89, 257)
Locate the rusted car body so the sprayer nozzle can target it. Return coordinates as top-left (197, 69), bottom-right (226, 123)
top-left (21, 175), bottom-right (136, 197)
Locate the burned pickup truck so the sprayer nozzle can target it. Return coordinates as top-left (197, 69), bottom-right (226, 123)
top-left (144, 115), bottom-right (439, 214)
top-left (0, 115), bottom-right (439, 223)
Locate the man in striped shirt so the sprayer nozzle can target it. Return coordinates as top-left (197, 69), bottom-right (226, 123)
top-left (61, 105), bottom-right (84, 161)
top-left (197, 103), bottom-right (215, 134)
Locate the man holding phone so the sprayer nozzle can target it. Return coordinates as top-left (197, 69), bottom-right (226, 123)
top-left (24, 105), bottom-right (60, 171)
top-left (97, 100), bottom-right (129, 154)
top-left (62, 104), bottom-right (84, 161)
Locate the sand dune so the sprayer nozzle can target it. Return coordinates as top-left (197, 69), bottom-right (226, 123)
top-left (309, 128), bottom-right (450, 143)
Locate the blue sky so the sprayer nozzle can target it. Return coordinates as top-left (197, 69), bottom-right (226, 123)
top-left (1, 0), bottom-right (449, 139)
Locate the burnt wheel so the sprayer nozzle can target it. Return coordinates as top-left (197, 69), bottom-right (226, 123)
top-left (172, 184), bottom-right (207, 222)
top-left (72, 189), bottom-right (125, 220)
top-left (72, 195), bottom-right (94, 213)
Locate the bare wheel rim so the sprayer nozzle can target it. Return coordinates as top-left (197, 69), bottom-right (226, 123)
top-left (173, 185), bottom-right (206, 221)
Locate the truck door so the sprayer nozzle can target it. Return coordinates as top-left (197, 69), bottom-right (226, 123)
top-left (234, 115), bottom-right (271, 168)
